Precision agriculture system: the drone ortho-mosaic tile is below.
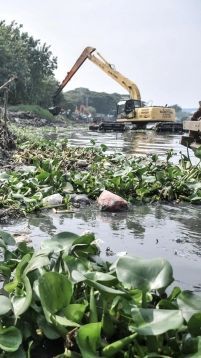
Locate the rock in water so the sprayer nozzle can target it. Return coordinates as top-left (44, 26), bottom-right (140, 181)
top-left (71, 194), bottom-right (91, 206)
top-left (97, 190), bottom-right (128, 211)
top-left (76, 160), bottom-right (88, 168)
top-left (42, 193), bottom-right (63, 207)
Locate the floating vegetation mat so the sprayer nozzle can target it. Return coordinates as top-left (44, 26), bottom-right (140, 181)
top-left (0, 229), bottom-right (201, 356)
top-left (0, 127), bottom-right (201, 213)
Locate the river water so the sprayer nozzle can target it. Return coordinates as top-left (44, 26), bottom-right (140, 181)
top-left (2, 127), bottom-right (201, 291)
top-left (44, 126), bottom-right (194, 160)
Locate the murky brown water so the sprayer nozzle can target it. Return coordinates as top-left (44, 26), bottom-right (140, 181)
top-left (1, 126), bottom-right (200, 291)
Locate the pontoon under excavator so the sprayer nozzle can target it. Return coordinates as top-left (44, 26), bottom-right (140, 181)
top-left (49, 47), bottom-right (175, 124)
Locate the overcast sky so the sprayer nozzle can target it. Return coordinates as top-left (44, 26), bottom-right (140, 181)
top-left (1, 0), bottom-right (201, 107)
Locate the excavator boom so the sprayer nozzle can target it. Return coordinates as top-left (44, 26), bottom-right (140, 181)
top-left (53, 47), bottom-right (95, 102)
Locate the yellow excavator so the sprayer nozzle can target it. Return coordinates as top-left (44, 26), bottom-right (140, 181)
top-left (49, 46), bottom-right (175, 124)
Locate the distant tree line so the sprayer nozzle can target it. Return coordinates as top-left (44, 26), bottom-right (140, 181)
top-left (62, 87), bottom-right (123, 115)
top-left (170, 104), bottom-right (193, 121)
top-left (0, 20), bottom-right (62, 107)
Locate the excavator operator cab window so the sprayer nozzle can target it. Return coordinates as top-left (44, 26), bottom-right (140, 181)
top-left (117, 99), bottom-right (141, 118)
top-left (125, 99), bottom-right (135, 114)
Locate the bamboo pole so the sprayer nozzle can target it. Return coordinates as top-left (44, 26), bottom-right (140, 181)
top-left (0, 76), bottom-right (17, 93)
top-left (0, 76), bottom-right (17, 124)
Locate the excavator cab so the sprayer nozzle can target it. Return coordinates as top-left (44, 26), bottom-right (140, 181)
top-left (125, 99), bottom-right (142, 113)
top-left (117, 99), bottom-right (142, 118)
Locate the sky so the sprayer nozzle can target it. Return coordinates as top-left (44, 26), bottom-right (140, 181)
top-left (1, 0), bottom-right (201, 108)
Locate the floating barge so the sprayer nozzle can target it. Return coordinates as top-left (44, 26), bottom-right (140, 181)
top-left (89, 120), bottom-right (184, 133)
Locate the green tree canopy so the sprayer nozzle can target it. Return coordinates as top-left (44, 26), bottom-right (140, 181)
top-left (0, 20), bottom-right (60, 107)
top-left (63, 87), bottom-right (123, 115)
top-left (170, 104), bottom-right (182, 113)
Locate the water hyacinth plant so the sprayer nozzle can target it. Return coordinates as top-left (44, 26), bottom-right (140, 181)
top-left (0, 230), bottom-right (201, 356)
top-left (0, 130), bottom-right (201, 213)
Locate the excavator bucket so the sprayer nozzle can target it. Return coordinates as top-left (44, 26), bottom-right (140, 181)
top-left (48, 106), bottom-right (61, 116)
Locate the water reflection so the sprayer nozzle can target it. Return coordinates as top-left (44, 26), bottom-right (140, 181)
top-left (3, 203), bottom-right (197, 292)
top-left (28, 215), bottom-right (57, 236)
top-left (43, 125), bottom-right (195, 162)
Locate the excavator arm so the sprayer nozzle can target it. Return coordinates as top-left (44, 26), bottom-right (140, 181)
top-left (50, 46), bottom-right (141, 112)
top-left (52, 47), bottom-right (95, 103)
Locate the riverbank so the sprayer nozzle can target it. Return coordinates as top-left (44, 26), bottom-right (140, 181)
top-left (8, 105), bottom-right (69, 127)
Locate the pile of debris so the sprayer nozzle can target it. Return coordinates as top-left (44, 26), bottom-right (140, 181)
top-left (9, 111), bottom-right (49, 127)
top-left (9, 111), bottom-right (68, 127)
top-left (0, 207), bottom-right (23, 224)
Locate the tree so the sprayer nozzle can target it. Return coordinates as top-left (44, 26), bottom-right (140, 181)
top-left (0, 20), bottom-right (58, 106)
top-left (37, 76), bottom-right (63, 108)
top-left (170, 104), bottom-right (182, 113)
top-left (63, 88), bottom-right (123, 115)
top-left (86, 106), bottom-right (96, 116)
